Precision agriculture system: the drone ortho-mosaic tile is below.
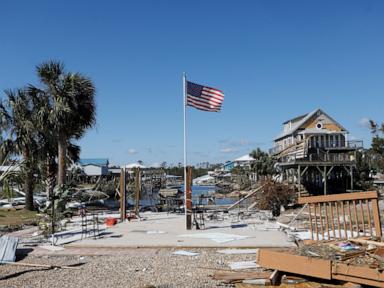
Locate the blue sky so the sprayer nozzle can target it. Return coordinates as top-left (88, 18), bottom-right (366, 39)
top-left (1, 0), bottom-right (384, 166)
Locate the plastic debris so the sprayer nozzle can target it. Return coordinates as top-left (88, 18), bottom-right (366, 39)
top-left (172, 250), bottom-right (199, 256)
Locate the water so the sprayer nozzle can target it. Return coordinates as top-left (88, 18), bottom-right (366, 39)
top-left (182, 185), bottom-right (236, 205)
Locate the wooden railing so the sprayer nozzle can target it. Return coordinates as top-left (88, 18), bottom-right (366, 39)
top-left (298, 191), bottom-right (382, 240)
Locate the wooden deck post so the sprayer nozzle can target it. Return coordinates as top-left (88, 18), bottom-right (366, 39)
top-left (135, 167), bottom-right (141, 216)
top-left (298, 165), bottom-right (301, 197)
top-left (324, 166), bottom-right (327, 195)
top-left (186, 166), bottom-right (193, 230)
top-left (120, 168), bottom-right (126, 221)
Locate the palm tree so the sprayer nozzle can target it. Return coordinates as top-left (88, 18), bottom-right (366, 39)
top-left (35, 61), bottom-right (96, 185)
top-left (250, 148), bottom-right (275, 181)
top-left (28, 85), bottom-right (81, 196)
top-left (0, 89), bottom-right (38, 210)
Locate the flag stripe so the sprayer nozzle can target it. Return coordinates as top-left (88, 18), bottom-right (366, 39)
top-left (201, 91), bottom-right (224, 101)
top-left (203, 87), bottom-right (224, 97)
top-left (187, 95), bottom-right (221, 111)
top-left (188, 95), bottom-right (222, 108)
top-left (200, 95), bottom-right (222, 105)
top-left (187, 98), bottom-right (220, 111)
top-left (188, 103), bottom-right (219, 112)
top-left (187, 98), bottom-right (220, 112)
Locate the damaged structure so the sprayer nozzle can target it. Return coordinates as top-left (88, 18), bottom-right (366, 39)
top-left (271, 108), bottom-right (363, 195)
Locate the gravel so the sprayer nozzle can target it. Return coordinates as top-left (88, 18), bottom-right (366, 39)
top-left (0, 248), bottom-right (257, 288)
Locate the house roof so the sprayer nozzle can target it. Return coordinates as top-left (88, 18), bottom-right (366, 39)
top-left (274, 108), bottom-right (348, 141)
top-left (282, 113), bottom-right (307, 124)
top-left (78, 158), bottom-right (109, 166)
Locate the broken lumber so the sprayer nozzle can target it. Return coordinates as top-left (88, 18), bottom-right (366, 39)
top-left (212, 270), bottom-right (271, 282)
top-left (348, 238), bottom-right (384, 247)
top-left (227, 184), bottom-right (265, 210)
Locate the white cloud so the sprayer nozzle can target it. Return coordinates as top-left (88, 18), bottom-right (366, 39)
top-left (220, 147), bottom-right (238, 153)
top-left (358, 117), bottom-right (371, 129)
top-left (128, 148), bottom-right (138, 155)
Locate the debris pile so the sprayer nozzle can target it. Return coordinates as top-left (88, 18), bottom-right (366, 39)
top-left (211, 238), bottom-right (384, 287)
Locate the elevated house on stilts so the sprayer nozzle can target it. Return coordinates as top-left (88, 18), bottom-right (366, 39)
top-left (270, 108), bottom-right (363, 196)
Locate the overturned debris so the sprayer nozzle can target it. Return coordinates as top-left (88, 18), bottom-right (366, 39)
top-left (258, 238), bottom-right (384, 287)
top-left (0, 236), bottom-right (19, 263)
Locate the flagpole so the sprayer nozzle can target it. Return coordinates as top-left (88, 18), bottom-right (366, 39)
top-left (183, 72), bottom-right (187, 229)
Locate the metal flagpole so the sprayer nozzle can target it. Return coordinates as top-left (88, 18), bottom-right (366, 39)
top-left (183, 72), bottom-right (187, 229)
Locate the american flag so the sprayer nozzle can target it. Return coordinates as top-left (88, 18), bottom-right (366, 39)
top-left (186, 81), bottom-right (224, 112)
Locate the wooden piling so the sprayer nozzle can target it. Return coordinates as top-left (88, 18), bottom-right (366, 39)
top-left (186, 166), bottom-right (193, 230)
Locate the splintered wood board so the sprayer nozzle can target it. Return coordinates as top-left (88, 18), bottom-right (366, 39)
top-left (258, 249), bottom-right (332, 280)
top-left (212, 270), bottom-right (271, 282)
top-left (332, 263), bottom-right (384, 287)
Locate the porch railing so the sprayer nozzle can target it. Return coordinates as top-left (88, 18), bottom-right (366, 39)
top-left (298, 191), bottom-right (382, 240)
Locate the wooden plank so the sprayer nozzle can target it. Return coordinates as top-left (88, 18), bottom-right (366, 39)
top-left (333, 263), bottom-right (384, 281)
top-left (366, 200), bottom-right (373, 236)
top-left (318, 203), bottom-right (324, 240)
top-left (332, 274), bottom-right (383, 288)
top-left (212, 270), bottom-right (271, 282)
top-left (335, 202), bottom-right (341, 239)
top-left (332, 263), bottom-right (384, 287)
top-left (349, 238), bottom-right (384, 247)
top-left (330, 203), bottom-right (335, 240)
top-left (314, 204), bottom-right (319, 240)
top-left (371, 199), bottom-right (382, 238)
top-left (258, 249), bottom-right (332, 280)
top-left (308, 204), bottom-right (313, 240)
top-left (298, 191), bottom-right (378, 204)
top-left (353, 200), bottom-right (359, 237)
top-left (341, 201), bottom-right (348, 239)
top-left (347, 201), bottom-right (353, 238)
top-left (359, 200), bottom-right (365, 236)
top-left (228, 184), bottom-right (265, 210)
top-left (324, 203), bottom-right (329, 240)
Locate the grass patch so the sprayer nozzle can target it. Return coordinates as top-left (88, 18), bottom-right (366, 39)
top-left (0, 208), bottom-right (39, 226)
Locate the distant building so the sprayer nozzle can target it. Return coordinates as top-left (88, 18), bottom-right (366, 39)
top-left (78, 158), bottom-right (109, 176)
top-left (221, 154), bottom-right (255, 172)
top-left (196, 162), bottom-right (210, 169)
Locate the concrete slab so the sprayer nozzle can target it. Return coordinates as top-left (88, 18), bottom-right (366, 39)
top-left (66, 212), bottom-right (295, 248)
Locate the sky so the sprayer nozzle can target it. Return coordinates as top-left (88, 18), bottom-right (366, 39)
top-left (1, 0), bottom-right (384, 166)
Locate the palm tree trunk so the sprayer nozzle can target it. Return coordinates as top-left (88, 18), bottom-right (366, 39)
top-left (58, 136), bottom-right (67, 185)
top-left (45, 156), bottom-right (55, 198)
top-left (23, 148), bottom-right (34, 211)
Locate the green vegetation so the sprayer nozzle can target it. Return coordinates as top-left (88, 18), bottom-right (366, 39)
top-left (0, 209), bottom-right (39, 226)
top-left (0, 60), bottom-right (96, 210)
top-left (250, 148), bottom-right (275, 179)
